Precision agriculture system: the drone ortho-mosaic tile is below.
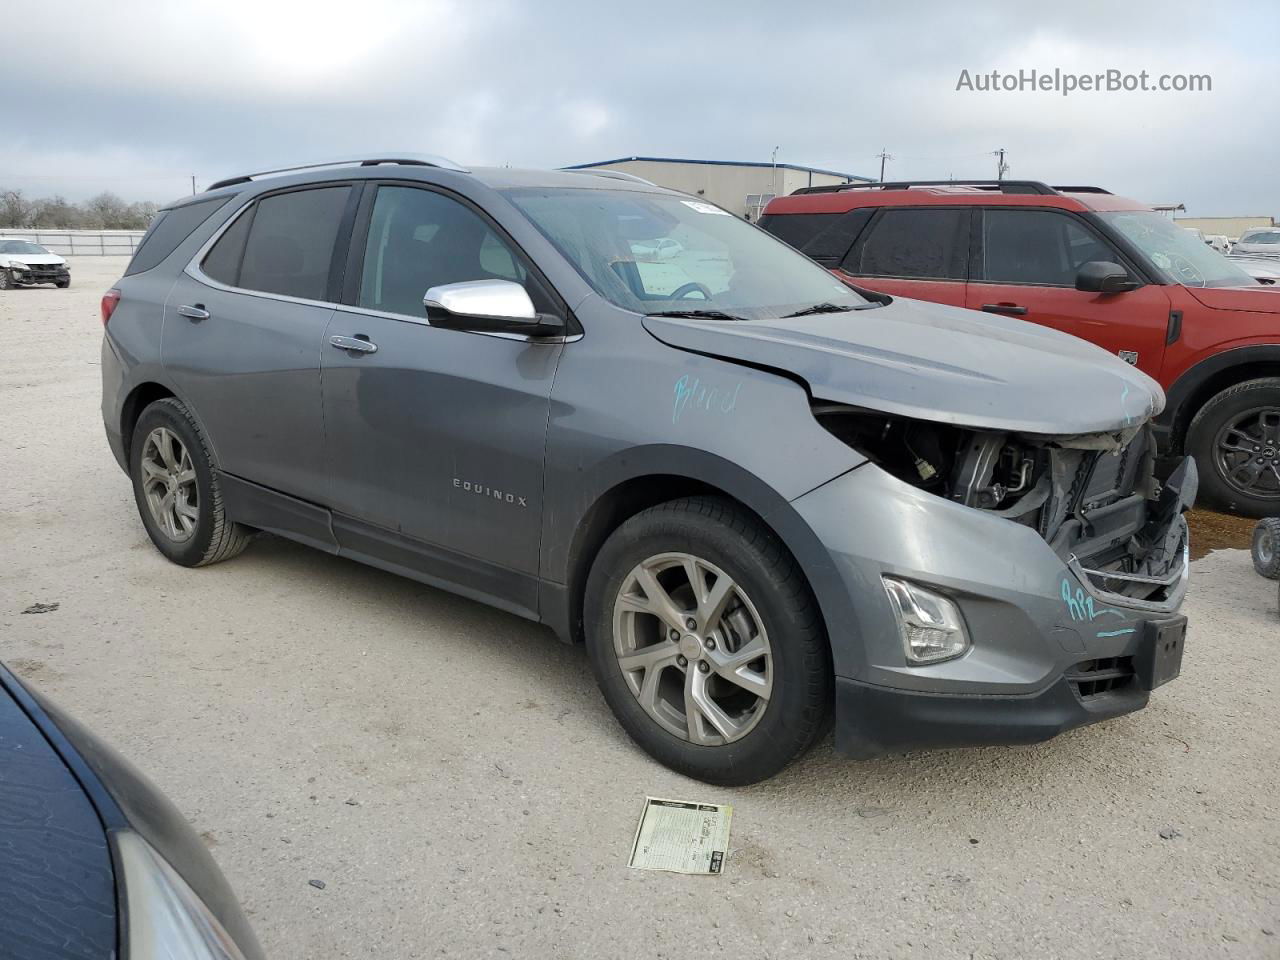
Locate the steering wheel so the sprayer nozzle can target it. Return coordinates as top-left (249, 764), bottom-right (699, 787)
top-left (669, 281), bottom-right (713, 300)
top-left (1168, 254), bottom-right (1205, 287)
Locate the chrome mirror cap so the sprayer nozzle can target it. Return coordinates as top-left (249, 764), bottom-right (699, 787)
top-left (424, 279), bottom-right (536, 321)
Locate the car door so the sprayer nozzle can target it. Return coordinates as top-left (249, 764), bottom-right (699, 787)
top-left (835, 206), bottom-right (970, 306)
top-left (163, 183), bottom-right (355, 503)
top-left (965, 206), bottom-right (1173, 377)
top-left (320, 182), bottom-right (565, 611)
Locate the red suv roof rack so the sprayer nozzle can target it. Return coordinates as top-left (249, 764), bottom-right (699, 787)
top-left (790, 179), bottom-right (1110, 198)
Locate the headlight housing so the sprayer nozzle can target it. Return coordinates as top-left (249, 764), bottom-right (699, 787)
top-left (8, 261), bottom-right (28, 272)
top-left (112, 830), bottom-right (250, 959)
top-left (882, 577), bottom-right (970, 664)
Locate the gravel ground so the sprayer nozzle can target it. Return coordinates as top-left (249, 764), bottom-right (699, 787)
top-left (2, 258), bottom-right (1278, 960)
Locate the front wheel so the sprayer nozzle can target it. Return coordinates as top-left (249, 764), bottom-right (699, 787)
top-left (584, 497), bottom-right (830, 785)
top-left (55, 279), bottom-right (70, 289)
top-left (1187, 378), bottom-right (1280, 518)
top-left (0, 270), bottom-right (13, 290)
top-left (130, 398), bottom-right (253, 566)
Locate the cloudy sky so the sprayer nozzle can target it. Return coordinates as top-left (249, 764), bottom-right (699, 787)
top-left (2, 0), bottom-right (1274, 216)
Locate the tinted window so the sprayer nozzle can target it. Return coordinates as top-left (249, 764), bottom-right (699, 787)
top-left (358, 186), bottom-right (538, 318)
top-left (201, 205), bottom-right (253, 286)
top-left (760, 209), bottom-right (873, 264)
top-left (758, 213), bottom-right (837, 249)
top-left (849, 208), bottom-right (968, 280)
top-left (229, 186), bottom-right (350, 300)
top-left (981, 209), bottom-right (1114, 285)
top-left (125, 196), bottom-right (229, 276)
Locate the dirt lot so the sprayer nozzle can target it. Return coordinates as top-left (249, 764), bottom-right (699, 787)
top-left (2, 258), bottom-right (1278, 960)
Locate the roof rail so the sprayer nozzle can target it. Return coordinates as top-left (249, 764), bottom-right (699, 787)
top-left (1050, 185), bottom-right (1113, 195)
top-left (206, 154), bottom-right (469, 192)
top-left (791, 179), bottom-right (1062, 197)
top-left (568, 169), bottom-right (657, 186)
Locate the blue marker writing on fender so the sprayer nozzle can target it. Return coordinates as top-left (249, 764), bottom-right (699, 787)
top-left (1096, 628), bottom-right (1137, 638)
top-left (673, 374), bottom-right (742, 424)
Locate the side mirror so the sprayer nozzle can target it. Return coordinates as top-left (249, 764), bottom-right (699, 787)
top-left (1076, 261), bottom-right (1140, 294)
top-left (423, 279), bottom-right (564, 337)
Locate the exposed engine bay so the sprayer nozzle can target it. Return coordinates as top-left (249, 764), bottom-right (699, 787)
top-left (814, 403), bottom-right (1195, 606)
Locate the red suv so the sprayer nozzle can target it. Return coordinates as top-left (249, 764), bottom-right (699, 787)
top-left (759, 180), bottom-right (1280, 517)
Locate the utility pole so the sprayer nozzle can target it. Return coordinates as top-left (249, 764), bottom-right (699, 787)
top-left (876, 148), bottom-right (893, 182)
top-left (191, 175), bottom-right (197, 196)
top-left (770, 145), bottom-right (780, 200)
top-left (993, 148), bottom-right (1008, 181)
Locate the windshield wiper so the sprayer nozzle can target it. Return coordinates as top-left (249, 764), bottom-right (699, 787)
top-left (782, 301), bottom-right (880, 317)
top-left (646, 309), bottom-right (750, 322)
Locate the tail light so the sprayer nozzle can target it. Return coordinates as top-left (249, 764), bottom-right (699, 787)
top-left (101, 288), bottom-right (121, 326)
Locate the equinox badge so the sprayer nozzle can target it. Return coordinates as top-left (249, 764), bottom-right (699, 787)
top-left (453, 478), bottom-right (528, 507)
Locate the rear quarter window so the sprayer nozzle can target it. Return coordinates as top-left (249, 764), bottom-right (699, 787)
top-left (124, 196), bottom-right (230, 276)
top-left (758, 209), bottom-right (873, 265)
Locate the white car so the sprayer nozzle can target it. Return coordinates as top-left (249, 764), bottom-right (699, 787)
top-left (1233, 228), bottom-right (1280, 258)
top-left (0, 238), bottom-right (70, 289)
top-left (1228, 254), bottom-right (1280, 285)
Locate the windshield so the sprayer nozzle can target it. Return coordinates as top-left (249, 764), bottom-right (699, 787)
top-left (1241, 231), bottom-right (1280, 245)
top-left (504, 188), bottom-right (866, 319)
top-left (0, 240), bottom-right (50, 255)
top-left (1098, 211), bottom-right (1254, 288)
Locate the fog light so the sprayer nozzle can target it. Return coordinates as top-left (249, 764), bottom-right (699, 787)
top-left (882, 577), bottom-right (969, 664)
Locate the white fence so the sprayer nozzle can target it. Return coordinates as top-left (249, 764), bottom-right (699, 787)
top-left (0, 228), bottom-right (144, 257)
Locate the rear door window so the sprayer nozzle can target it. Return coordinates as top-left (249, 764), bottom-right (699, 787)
top-left (846, 208), bottom-right (969, 280)
top-left (204, 186), bottom-right (351, 300)
top-left (979, 208), bottom-right (1114, 286)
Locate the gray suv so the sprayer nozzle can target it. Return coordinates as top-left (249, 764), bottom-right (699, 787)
top-left (100, 156), bottom-right (1195, 785)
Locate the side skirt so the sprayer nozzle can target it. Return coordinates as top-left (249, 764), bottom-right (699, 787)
top-left (218, 471), bottom-right (542, 624)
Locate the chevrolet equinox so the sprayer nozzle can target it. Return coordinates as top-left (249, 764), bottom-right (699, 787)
top-left (100, 156), bottom-right (1195, 785)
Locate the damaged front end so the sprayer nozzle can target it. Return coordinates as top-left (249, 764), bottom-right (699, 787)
top-left (814, 404), bottom-right (1196, 610)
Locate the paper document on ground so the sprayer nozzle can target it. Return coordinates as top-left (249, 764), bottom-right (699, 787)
top-left (628, 797), bottom-right (733, 874)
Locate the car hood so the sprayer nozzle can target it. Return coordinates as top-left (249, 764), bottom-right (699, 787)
top-left (1182, 283), bottom-right (1280, 312)
top-left (642, 297), bottom-right (1163, 435)
top-left (1, 254), bottom-right (65, 265)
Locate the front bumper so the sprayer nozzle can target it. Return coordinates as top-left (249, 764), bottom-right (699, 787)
top-left (791, 459), bottom-right (1193, 758)
top-left (7, 264), bottom-right (69, 284)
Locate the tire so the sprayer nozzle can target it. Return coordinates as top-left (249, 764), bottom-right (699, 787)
top-left (0, 270), bottom-right (12, 290)
top-left (584, 496), bottom-right (830, 785)
top-left (55, 279), bottom-right (70, 289)
top-left (1253, 518), bottom-right (1280, 580)
top-left (1186, 378), bottom-right (1280, 518)
top-left (129, 398), bottom-right (253, 567)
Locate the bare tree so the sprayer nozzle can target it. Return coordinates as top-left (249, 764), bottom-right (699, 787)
top-left (0, 187), bottom-right (161, 230)
top-left (0, 190), bottom-right (34, 229)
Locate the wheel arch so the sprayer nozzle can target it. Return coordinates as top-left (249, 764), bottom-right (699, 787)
top-left (1163, 345), bottom-right (1280, 455)
top-left (541, 450), bottom-right (850, 658)
top-left (119, 381), bottom-right (178, 461)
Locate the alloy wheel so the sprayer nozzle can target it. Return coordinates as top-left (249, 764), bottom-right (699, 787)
top-left (140, 427), bottom-right (199, 542)
top-left (1215, 406), bottom-right (1280, 500)
top-left (611, 552), bottom-right (772, 745)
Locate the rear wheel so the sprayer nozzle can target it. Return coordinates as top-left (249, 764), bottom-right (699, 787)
top-left (1187, 378), bottom-right (1280, 518)
top-left (584, 497), bottom-right (830, 785)
top-left (130, 398), bottom-right (253, 566)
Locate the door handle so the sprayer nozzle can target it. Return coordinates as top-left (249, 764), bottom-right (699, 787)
top-left (177, 304), bottom-right (210, 321)
top-left (330, 334), bottom-right (378, 354)
top-left (981, 303), bottom-right (1028, 316)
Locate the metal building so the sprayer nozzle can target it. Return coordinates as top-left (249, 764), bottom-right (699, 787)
top-left (563, 156), bottom-right (871, 219)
